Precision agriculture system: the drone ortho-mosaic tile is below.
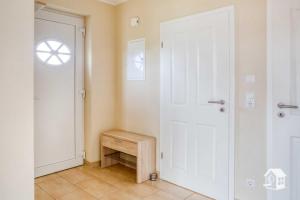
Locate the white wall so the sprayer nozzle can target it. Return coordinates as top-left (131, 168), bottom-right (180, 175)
top-left (0, 0), bottom-right (34, 199)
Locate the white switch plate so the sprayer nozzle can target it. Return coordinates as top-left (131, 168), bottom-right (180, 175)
top-left (245, 75), bottom-right (256, 83)
top-left (246, 92), bottom-right (256, 108)
top-left (130, 17), bottom-right (140, 27)
top-left (246, 179), bottom-right (256, 189)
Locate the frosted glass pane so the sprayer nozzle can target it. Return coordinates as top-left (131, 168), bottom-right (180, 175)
top-left (58, 45), bottom-right (71, 54)
top-left (37, 52), bottom-right (51, 62)
top-left (36, 40), bottom-right (71, 66)
top-left (37, 42), bottom-right (51, 52)
top-left (58, 54), bottom-right (71, 63)
top-left (47, 41), bottom-right (62, 51)
top-left (48, 56), bottom-right (62, 65)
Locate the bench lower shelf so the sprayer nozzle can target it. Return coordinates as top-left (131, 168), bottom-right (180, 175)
top-left (104, 151), bottom-right (137, 169)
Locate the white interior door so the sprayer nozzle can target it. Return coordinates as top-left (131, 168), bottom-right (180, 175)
top-left (160, 7), bottom-right (234, 200)
top-left (34, 9), bottom-right (84, 177)
top-left (268, 0), bottom-right (300, 199)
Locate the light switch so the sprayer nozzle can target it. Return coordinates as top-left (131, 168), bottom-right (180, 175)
top-left (245, 75), bottom-right (256, 84)
top-left (130, 17), bottom-right (140, 27)
top-left (245, 92), bottom-right (256, 108)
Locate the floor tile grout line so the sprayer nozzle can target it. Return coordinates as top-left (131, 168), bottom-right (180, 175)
top-left (184, 193), bottom-right (194, 200)
top-left (37, 171), bottom-right (85, 200)
top-left (36, 183), bottom-right (56, 200)
top-left (145, 180), bottom-right (195, 200)
top-left (64, 166), bottom-right (130, 199)
top-left (35, 166), bottom-right (117, 200)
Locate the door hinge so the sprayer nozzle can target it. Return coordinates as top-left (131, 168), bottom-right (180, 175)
top-left (80, 89), bottom-right (86, 100)
top-left (161, 152), bottom-right (164, 159)
top-left (161, 41), bottom-right (164, 48)
top-left (79, 27), bottom-right (86, 38)
top-left (82, 151), bottom-right (86, 159)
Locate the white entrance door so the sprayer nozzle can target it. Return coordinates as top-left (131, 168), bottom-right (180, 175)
top-left (34, 9), bottom-right (84, 177)
top-left (160, 7), bottom-right (234, 200)
top-left (268, 0), bottom-right (300, 199)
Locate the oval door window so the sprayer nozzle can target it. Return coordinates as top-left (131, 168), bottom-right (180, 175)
top-left (36, 40), bottom-right (71, 65)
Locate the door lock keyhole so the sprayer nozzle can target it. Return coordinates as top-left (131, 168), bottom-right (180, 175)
top-left (278, 112), bottom-right (285, 118)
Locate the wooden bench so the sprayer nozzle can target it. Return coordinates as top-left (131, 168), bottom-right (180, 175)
top-left (100, 130), bottom-right (156, 183)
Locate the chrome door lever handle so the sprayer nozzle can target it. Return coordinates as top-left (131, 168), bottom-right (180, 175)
top-left (278, 103), bottom-right (299, 109)
top-left (208, 100), bottom-right (225, 105)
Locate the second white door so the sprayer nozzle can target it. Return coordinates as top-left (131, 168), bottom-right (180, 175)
top-left (268, 0), bottom-right (300, 199)
top-left (160, 7), bottom-right (234, 200)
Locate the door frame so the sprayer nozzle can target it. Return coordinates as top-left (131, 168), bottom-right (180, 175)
top-left (159, 6), bottom-right (235, 200)
top-left (267, 0), bottom-right (273, 199)
top-left (34, 8), bottom-right (85, 177)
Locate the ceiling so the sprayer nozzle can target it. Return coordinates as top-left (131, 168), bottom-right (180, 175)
top-left (99, 0), bottom-right (128, 6)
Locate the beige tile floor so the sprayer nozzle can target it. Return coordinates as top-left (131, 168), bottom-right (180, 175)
top-left (35, 164), bottom-right (212, 200)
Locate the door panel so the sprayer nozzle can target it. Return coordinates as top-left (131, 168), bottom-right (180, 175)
top-left (35, 20), bottom-right (76, 168)
top-left (172, 33), bottom-right (188, 105)
top-left (34, 9), bottom-right (84, 177)
top-left (196, 28), bottom-right (214, 105)
top-left (291, 10), bottom-right (300, 115)
top-left (170, 121), bottom-right (188, 171)
top-left (195, 124), bottom-right (216, 180)
top-left (161, 8), bottom-right (234, 200)
top-left (291, 138), bottom-right (300, 200)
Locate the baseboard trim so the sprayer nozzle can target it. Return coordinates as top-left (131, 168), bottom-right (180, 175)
top-left (84, 160), bottom-right (100, 167)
